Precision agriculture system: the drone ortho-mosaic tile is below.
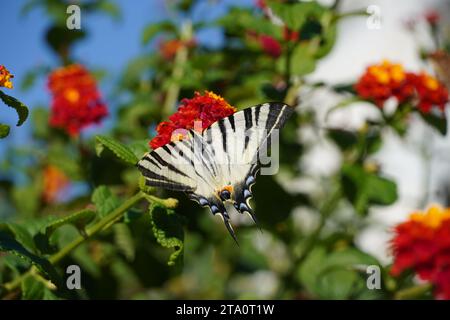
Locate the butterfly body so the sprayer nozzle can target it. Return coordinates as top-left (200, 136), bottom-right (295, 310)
top-left (137, 102), bottom-right (294, 242)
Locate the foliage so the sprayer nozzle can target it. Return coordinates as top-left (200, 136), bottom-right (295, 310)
top-left (0, 0), bottom-right (449, 300)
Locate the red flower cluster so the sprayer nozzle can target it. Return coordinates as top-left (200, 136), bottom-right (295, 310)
top-left (391, 205), bottom-right (450, 299)
top-left (259, 35), bottom-right (282, 58)
top-left (408, 72), bottom-right (449, 113)
top-left (150, 91), bottom-right (236, 149)
top-left (48, 64), bottom-right (108, 136)
top-left (355, 60), bottom-right (449, 113)
top-left (425, 10), bottom-right (440, 26)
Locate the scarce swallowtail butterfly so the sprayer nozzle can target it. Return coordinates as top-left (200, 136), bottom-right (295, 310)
top-left (137, 102), bottom-right (294, 243)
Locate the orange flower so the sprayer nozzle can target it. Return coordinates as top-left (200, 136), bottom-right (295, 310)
top-left (355, 60), bottom-right (449, 113)
top-left (355, 60), bottom-right (413, 107)
top-left (48, 64), bottom-right (108, 136)
top-left (0, 65), bottom-right (14, 89)
top-left (149, 91), bottom-right (236, 149)
top-left (159, 39), bottom-right (183, 60)
top-left (391, 205), bottom-right (450, 299)
top-left (43, 166), bottom-right (69, 203)
top-left (159, 39), bottom-right (195, 60)
top-left (408, 72), bottom-right (449, 113)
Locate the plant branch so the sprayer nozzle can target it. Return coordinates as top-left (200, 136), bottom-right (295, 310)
top-left (162, 20), bottom-right (192, 118)
top-left (2, 190), bottom-right (177, 294)
top-left (394, 283), bottom-right (432, 300)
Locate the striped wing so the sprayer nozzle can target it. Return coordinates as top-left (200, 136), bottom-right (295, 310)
top-left (202, 102), bottom-right (294, 217)
top-left (137, 102), bottom-right (294, 242)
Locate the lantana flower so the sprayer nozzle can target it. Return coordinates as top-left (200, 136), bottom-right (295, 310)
top-left (149, 91), bottom-right (236, 150)
top-left (48, 64), bottom-right (108, 136)
top-left (355, 60), bottom-right (449, 113)
top-left (42, 165), bottom-right (69, 203)
top-left (391, 205), bottom-right (450, 299)
top-left (0, 65), bottom-right (14, 89)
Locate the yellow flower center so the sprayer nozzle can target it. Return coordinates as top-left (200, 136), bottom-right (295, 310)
top-left (0, 65), bottom-right (14, 89)
top-left (64, 88), bottom-right (80, 103)
top-left (368, 60), bottom-right (405, 84)
top-left (409, 205), bottom-right (450, 229)
top-left (423, 74), bottom-right (439, 90)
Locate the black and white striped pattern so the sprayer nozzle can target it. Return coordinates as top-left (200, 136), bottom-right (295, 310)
top-left (137, 102), bottom-right (294, 242)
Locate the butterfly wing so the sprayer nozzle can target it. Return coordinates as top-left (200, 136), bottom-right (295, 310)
top-left (202, 102), bottom-right (294, 219)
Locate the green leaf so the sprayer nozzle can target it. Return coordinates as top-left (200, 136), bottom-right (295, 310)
top-left (113, 223), bottom-right (135, 261)
top-left (279, 43), bottom-right (316, 76)
top-left (21, 275), bottom-right (59, 300)
top-left (128, 139), bottom-right (150, 159)
top-left (97, 1), bottom-right (121, 20)
top-left (268, 1), bottom-right (325, 31)
top-left (0, 124), bottom-right (10, 138)
top-left (0, 223), bottom-right (37, 253)
top-left (148, 203), bottom-right (184, 267)
top-left (419, 111), bottom-right (447, 135)
top-left (0, 90), bottom-right (29, 126)
top-left (327, 129), bottom-right (358, 151)
top-left (341, 164), bottom-right (397, 215)
top-left (218, 8), bottom-right (282, 39)
top-left (96, 135), bottom-right (139, 165)
top-left (298, 247), bottom-right (381, 299)
top-left (34, 209), bottom-right (96, 253)
top-left (141, 21), bottom-right (176, 45)
top-left (0, 230), bottom-right (61, 287)
top-left (92, 185), bottom-right (121, 217)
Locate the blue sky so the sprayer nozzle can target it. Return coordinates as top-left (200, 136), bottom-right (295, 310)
top-left (0, 0), bottom-right (253, 151)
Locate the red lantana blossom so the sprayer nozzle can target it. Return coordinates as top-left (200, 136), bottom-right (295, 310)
top-left (355, 60), bottom-right (449, 113)
top-left (391, 205), bottom-right (450, 300)
top-left (424, 10), bottom-right (440, 26)
top-left (408, 72), bottom-right (449, 113)
top-left (259, 35), bottom-right (282, 58)
top-left (149, 91), bottom-right (236, 150)
top-left (283, 26), bottom-right (300, 42)
top-left (48, 64), bottom-right (108, 136)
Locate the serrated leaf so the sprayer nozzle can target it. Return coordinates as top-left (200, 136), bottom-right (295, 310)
top-left (0, 231), bottom-right (61, 288)
top-left (0, 90), bottom-right (29, 126)
top-left (95, 135), bottom-right (138, 165)
top-left (0, 223), bottom-right (36, 253)
top-left (148, 203), bottom-right (184, 267)
top-left (34, 209), bottom-right (96, 254)
top-left (0, 124), bottom-right (10, 138)
top-left (142, 21), bottom-right (176, 45)
top-left (92, 185), bottom-right (121, 217)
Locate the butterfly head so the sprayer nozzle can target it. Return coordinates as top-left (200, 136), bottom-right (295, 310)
top-left (218, 185), bottom-right (233, 201)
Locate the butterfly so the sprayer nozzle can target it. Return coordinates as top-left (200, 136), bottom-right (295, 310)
top-left (137, 102), bottom-right (294, 243)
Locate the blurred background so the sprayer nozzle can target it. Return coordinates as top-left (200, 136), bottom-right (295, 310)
top-left (1, 0), bottom-right (449, 300)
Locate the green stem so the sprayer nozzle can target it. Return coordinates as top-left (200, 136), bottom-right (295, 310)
top-left (394, 283), bottom-right (432, 300)
top-left (2, 191), bottom-right (147, 293)
top-left (297, 185), bottom-right (342, 265)
top-left (162, 20), bottom-right (192, 118)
